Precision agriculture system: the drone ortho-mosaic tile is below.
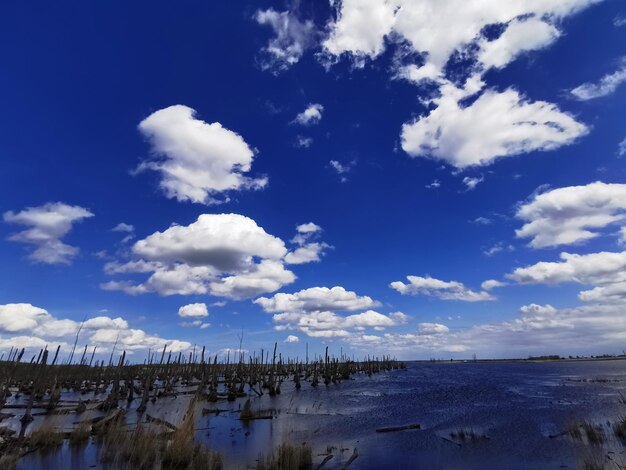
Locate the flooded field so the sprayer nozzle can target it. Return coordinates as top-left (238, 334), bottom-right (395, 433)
top-left (2, 356), bottom-right (626, 469)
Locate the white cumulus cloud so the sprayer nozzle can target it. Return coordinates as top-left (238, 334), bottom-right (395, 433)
top-left (516, 182), bottom-right (626, 248)
top-left (481, 279), bottom-right (507, 291)
top-left (324, 0), bottom-right (600, 74)
top-left (285, 243), bottom-right (329, 265)
top-left (112, 223), bottom-right (135, 233)
top-left (134, 213), bottom-right (287, 271)
top-left (178, 303), bottom-right (209, 318)
top-left (323, 1), bottom-right (594, 169)
top-left (508, 251), bottom-right (626, 286)
top-left (255, 286), bottom-right (406, 338)
top-left (477, 17), bottom-right (561, 70)
top-left (255, 286), bottom-right (379, 313)
top-left (347, 302), bottom-right (626, 359)
top-left (137, 105), bottom-right (267, 205)
top-left (102, 214), bottom-right (299, 300)
top-left (418, 322), bottom-right (450, 335)
top-left (390, 275), bottom-right (495, 302)
top-left (0, 303), bottom-right (190, 356)
top-left (285, 222), bottom-right (330, 265)
top-left (293, 103), bottom-right (324, 126)
top-left (401, 84), bottom-right (588, 169)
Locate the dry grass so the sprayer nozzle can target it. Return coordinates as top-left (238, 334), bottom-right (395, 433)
top-left (571, 416), bottom-right (622, 470)
top-left (240, 399), bottom-right (255, 421)
top-left (568, 424), bottom-right (583, 441)
top-left (579, 462), bottom-right (605, 470)
top-left (257, 443), bottom-right (313, 470)
top-left (69, 421), bottom-right (91, 446)
top-left (162, 402), bottom-right (222, 470)
top-left (96, 411), bottom-right (158, 469)
top-left (185, 444), bottom-right (224, 470)
top-left (124, 426), bottom-right (166, 470)
top-left (0, 454), bottom-right (18, 470)
top-left (102, 424), bottom-right (163, 470)
top-left (567, 421), bottom-right (605, 446)
top-left (92, 399), bottom-right (223, 469)
top-left (581, 422), bottom-right (605, 446)
top-left (577, 452), bottom-right (607, 470)
top-left (29, 419), bottom-right (64, 452)
top-left (614, 416), bottom-right (626, 441)
top-left (162, 403), bottom-right (199, 467)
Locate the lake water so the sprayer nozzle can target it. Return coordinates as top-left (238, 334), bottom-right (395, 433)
top-left (16, 360), bottom-right (626, 469)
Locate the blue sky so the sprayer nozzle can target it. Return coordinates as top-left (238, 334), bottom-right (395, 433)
top-left (1, 0), bottom-right (625, 360)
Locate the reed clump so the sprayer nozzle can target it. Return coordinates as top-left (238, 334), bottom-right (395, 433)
top-left (450, 428), bottom-right (487, 443)
top-left (162, 401), bottom-right (222, 470)
top-left (581, 422), bottom-right (605, 446)
top-left (579, 460), bottom-right (605, 470)
top-left (240, 398), bottom-right (255, 421)
top-left (194, 445), bottom-right (224, 470)
top-left (0, 453), bottom-right (18, 470)
top-left (28, 419), bottom-right (64, 452)
top-left (101, 423), bottom-right (163, 470)
top-left (615, 416), bottom-right (626, 441)
top-left (257, 443), bottom-right (313, 470)
top-left (566, 421), bottom-right (605, 446)
top-left (69, 421), bottom-right (91, 446)
top-left (576, 450), bottom-right (608, 470)
top-left (567, 424), bottom-right (583, 441)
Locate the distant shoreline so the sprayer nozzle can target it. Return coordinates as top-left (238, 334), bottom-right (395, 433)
top-left (406, 356), bottom-right (626, 365)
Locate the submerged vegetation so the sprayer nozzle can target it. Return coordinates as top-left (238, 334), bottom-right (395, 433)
top-left (28, 418), bottom-right (64, 452)
top-left (449, 428), bottom-right (489, 444)
top-left (257, 443), bottom-right (313, 470)
top-left (557, 414), bottom-right (626, 468)
top-left (0, 343), bottom-right (402, 468)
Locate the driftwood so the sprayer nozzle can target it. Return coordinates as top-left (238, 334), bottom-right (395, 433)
top-left (315, 454), bottom-right (334, 469)
top-left (75, 416), bottom-right (104, 425)
top-left (0, 427), bottom-right (16, 436)
top-left (549, 424), bottom-right (582, 439)
top-left (238, 414), bottom-right (273, 421)
top-left (91, 408), bottom-right (125, 429)
top-left (145, 414), bottom-right (178, 431)
top-left (440, 436), bottom-right (462, 447)
top-left (31, 409), bottom-right (74, 417)
top-left (286, 411), bottom-right (343, 417)
top-left (376, 423), bottom-right (421, 433)
top-left (337, 449), bottom-right (358, 470)
top-left (4, 402), bottom-right (77, 410)
top-left (548, 432), bottom-right (566, 439)
top-left (201, 408), bottom-right (229, 415)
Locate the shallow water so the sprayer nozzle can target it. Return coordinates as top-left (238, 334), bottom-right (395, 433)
top-left (14, 360), bottom-right (626, 469)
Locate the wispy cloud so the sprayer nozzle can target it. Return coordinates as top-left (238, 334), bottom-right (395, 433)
top-left (4, 202), bottom-right (93, 265)
top-left (571, 58), bottom-right (626, 100)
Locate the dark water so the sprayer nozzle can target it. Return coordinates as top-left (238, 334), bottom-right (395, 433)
top-left (290, 360), bottom-right (626, 469)
top-left (17, 360), bottom-right (626, 469)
